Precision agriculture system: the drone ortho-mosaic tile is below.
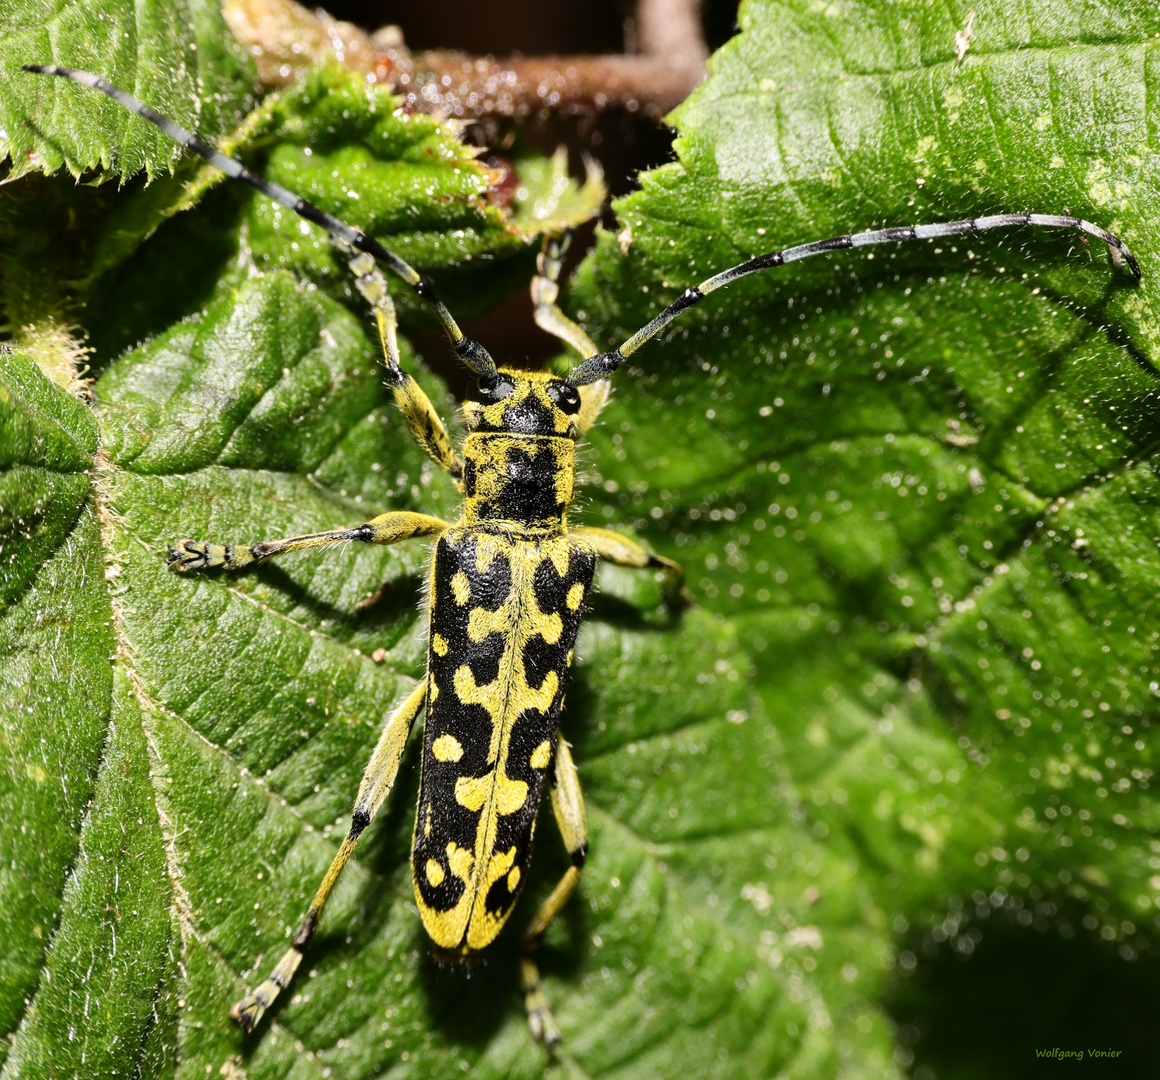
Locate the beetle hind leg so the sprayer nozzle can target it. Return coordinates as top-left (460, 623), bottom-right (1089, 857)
top-left (522, 732), bottom-right (588, 1048)
top-left (231, 675), bottom-right (427, 1029)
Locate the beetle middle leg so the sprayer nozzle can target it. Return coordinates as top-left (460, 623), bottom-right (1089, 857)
top-left (522, 732), bottom-right (588, 1048)
top-left (170, 247), bottom-right (461, 575)
top-left (570, 524), bottom-right (691, 605)
top-left (232, 673), bottom-right (429, 1030)
top-left (168, 510), bottom-right (449, 571)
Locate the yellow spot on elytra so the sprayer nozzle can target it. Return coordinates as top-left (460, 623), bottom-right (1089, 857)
top-left (566, 582), bottom-right (585, 611)
top-left (432, 632), bottom-right (449, 656)
top-left (533, 609), bottom-right (563, 645)
top-left (468, 604), bottom-right (510, 644)
top-left (507, 865), bottom-right (521, 891)
top-left (424, 805), bottom-right (432, 836)
top-left (496, 774), bottom-right (528, 813)
top-left (429, 681), bottom-right (440, 703)
top-left (546, 545), bottom-right (570, 577)
top-left (451, 571), bottom-right (470, 605)
top-left (530, 740), bottom-right (551, 770)
top-left (447, 841), bottom-right (473, 880)
top-left (433, 733), bottom-right (464, 762)
top-left (455, 770), bottom-right (528, 814)
top-left (426, 859), bottom-right (445, 887)
top-left (475, 533), bottom-right (502, 573)
top-left (455, 773), bottom-right (489, 812)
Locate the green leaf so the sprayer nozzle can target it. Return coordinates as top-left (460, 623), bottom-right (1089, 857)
top-left (568, 0), bottom-right (1160, 1072)
top-left (0, 0), bottom-right (253, 179)
top-left (3, 1), bottom-right (1160, 1078)
top-left (0, 0), bottom-right (253, 340)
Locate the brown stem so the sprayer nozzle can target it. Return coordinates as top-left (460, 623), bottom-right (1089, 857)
top-left (223, 0), bottom-right (708, 120)
top-left (637, 0), bottom-right (709, 72)
top-left (393, 51), bottom-right (704, 120)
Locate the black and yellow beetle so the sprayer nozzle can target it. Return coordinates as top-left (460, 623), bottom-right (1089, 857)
top-left (24, 63), bottom-right (1140, 1049)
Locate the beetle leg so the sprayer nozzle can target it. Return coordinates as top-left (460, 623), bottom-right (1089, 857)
top-left (570, 524), bottom-right (691, 605)
top-left (521, 732), bottom-right (587, 1049)
top-left (531, 234), bottom-right (610, 435)
top-left (345, 247), bottom-right (465, 483)
top-left (169, 510), bottom-right (449, 571)
top-left (532, 233), bottom-right (597, 358)
top-left (231, 674), bottom-right (428, 1030)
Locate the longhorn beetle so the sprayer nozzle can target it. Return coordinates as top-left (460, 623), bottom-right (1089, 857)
top-left (26, 64), bottom-right (1141, 1049)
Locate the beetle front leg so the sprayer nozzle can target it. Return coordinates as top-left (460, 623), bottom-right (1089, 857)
top-left (531, 234), bottom-right (610, 435)
top-left (345, 247), bottom-right (464, 483)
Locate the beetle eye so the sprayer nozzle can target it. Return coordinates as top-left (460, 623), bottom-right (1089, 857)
top-left (478, 376), bottom-right (514, 400)
top-left (549, 383), bottom-right (581, 415)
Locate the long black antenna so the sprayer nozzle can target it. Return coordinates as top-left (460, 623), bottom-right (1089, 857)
top-left (569, 212), bottom-right (1140, 386)
top-left (24, 64), bottom-right (498, 378)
